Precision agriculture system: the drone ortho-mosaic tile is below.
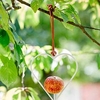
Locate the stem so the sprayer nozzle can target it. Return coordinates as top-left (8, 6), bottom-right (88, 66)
top-left (11, 0), bottom-right (21, 9)
top-left (21, 66), bottom-right (25, 88)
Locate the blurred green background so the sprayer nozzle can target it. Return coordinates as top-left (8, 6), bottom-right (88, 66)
top-left (0, 0), bottom-right (100, 100)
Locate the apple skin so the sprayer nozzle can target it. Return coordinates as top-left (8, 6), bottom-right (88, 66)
top-left (44, 76), bottom-right (64, 94)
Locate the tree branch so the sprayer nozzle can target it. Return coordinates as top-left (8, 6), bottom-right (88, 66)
top-left (16, 0), bottom-right (100, 46)
top-left (82, 26), bottom-right (100, 31)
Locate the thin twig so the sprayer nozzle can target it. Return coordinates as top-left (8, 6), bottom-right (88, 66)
top-left (11, 0), bottom-right (21, 9)
top-left (6, 7), bottom-right (13, 11)
top-left (83, 26), bottom-right (100, 31)
top-left (17, 0), bottom-right (30, 6)
top-left (14, 0), bottom-right (100, 46)
top-left (67, 21), bottom-right (100, 46)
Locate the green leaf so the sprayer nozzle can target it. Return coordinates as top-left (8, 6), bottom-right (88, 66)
top-left (43, 57), bottom-right (51, 73)
top-left (14, 44), bottom-right (27, 75)
top-left (28, 87), bottom-right (40, 100)
top-left (55, 0), bottom-right (64, 3)
top-left (13, 93), bottom-right (19, 100)
top-left (0, 55), bottom-right (18, 87)
top-left (0, 2), bottom-right (14, 43)
top-left (0, 29), bottom-right (9, 47)
top-left (60, 4), bottom-right (81, 24)
top-left (62, 22), bottom-right (74, 30)
top-left (69, 5), bottom-right (81, 24)
top-left (60, 11), bottom-right (69, 22)
top-left (0, 2), bottom-right (9, 30)
top-left (0, 45), bottom-right (9, 55)
top-left (59, 10), bottom-right (74, 23)
top-left (31, 0), bottom-right (44, 12)
top-left (35, 65), bottom-right (43, 80)
top-left (96, 54), bottom-right (100, 69)
top-left (6, 29), bottom-right (15, 43)
top-left (10, 23), bottom-right (24, 44)
top-left (14, 44), bottom-right (22, 65)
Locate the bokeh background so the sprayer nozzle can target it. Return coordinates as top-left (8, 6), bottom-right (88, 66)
top-left (0, 0), bottom-right (100, 100)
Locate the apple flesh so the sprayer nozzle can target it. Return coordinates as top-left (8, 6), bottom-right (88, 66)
top-left (44, 76), bottom-right (64, 94)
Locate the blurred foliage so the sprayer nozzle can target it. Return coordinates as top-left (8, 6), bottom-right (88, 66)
top-left (0, 0), bottom-right (100, 100)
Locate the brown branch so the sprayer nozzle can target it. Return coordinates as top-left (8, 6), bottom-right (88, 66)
top-left (6, 7), bottom-right (12, 11)
top-left (11, 0), bottom-right (21, 9)
top-left (16, 0), bottom-right (100, 46)
top-left (82, 26), bottom-right (100, 31)
top-left (17, 0), bottom-right (30, 6)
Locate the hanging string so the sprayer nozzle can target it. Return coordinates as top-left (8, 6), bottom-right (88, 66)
top-left (48, 5), bottom-right (56, 56)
